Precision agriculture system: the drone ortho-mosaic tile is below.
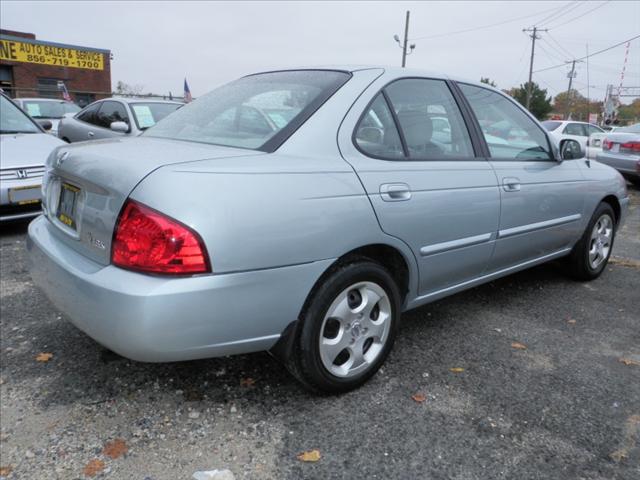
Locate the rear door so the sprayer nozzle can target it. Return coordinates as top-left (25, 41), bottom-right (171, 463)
top-left (339, 77), bottom-right (500, 297)
top-left (458, 83), bottom-right (586, 271)
top-left (65, 102), bottom-right (101, 142)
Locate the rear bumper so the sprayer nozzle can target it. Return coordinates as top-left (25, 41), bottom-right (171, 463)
top-left (27, 215), bottom-right (333, 362)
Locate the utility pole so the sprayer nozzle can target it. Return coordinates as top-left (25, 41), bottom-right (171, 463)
top-left (565, 60), bottom-right (577, 120)
top-left (523, 26), bottom-right (548, 110)
top-left (394, 11), bottom-right (415, 68)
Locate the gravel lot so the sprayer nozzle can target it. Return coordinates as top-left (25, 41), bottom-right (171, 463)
top-left (1, 186), bottom-right (639, 480)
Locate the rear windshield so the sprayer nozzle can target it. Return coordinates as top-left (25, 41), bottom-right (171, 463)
top-left (541, 121), bottom-right (562, 131)
top-left (22, 100), bottom-right (80, 119)
top-left (130, 102), bottom-right (182, 130)
top-left (144, 70), bottom-right (351, 151)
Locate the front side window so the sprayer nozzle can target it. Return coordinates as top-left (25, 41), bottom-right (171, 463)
top-left (354, 94), bottom-right (404, 159)
top-left (145, 70), bottom-right (350, 151)
top-left (95, 101), bottom-right (129, 129)
top-left (586, 124), bottom-right (604, 135)
top-left (459, 83), bottom-right (552, 160)
top-left (76, 103), bottom-right (101, 125)
top-left (563, 123), bottom-right (586, 136)
top-left (385, 79), bottom-right (474, 159)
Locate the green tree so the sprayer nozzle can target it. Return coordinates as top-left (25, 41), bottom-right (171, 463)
top-left (480, 77), bottom-right (497, 87)
top-left (552, 90), bottom-right (602, 121)
top-left (510, 82), bottom-right (553, 120)
top-left (617, 98), bottom-right (640, 124)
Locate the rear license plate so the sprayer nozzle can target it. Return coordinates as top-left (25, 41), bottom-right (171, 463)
top-left (57, 182), bottom-right (80, 230)
top-left (610, 144), bottom-right (620, 153)
top-left (8, 185), bottom-right (41, 205)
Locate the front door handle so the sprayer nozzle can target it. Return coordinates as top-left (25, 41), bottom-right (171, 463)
top-left (502, 177), bottom-right (521, 192)
top-left (380, 183), bottom-right (411, 202)
top-left (88, 131), bottom-right (95, 138)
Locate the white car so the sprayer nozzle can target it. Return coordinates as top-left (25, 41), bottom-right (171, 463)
top-left (542, 120), bottom-right (605, 159)
top-left (13, 98), bottom-right (81, 137)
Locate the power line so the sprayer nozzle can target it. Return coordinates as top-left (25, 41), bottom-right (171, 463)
top-left (546, 32), bottom-right (576, 59)
top-left (537, 39), bottom-right (567, 64)
top-left (409, 4), bottom-right (570, 41)
top-left (545, 1), bottom-right (611, 30)
top-left (537, 1), bottom-right (585, 27)
top-left (533, 34), bottom-right (640, 73)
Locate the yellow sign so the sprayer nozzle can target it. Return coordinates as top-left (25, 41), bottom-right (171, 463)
top-left (0, 38), bottom-right (105, 71)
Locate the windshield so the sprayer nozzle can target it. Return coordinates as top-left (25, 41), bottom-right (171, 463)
top-left (1, 95), bottom-right (41, 134)
top-left (130, 102), bottom-right (182, 130)
top-left (22, 100), bottom-right (80, 119)
top-left (616, 123), bottom-right (640, 134)
top-left (144, 70), bottom-right (351, 151)
top-left (541, 121), bottom-right (562, 131)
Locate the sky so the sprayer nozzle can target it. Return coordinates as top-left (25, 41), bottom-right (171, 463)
top-left (1, 0), bottom-right (639, 102)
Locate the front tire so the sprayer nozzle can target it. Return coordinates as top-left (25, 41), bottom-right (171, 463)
top-left (565, 202), bottom-right (616, 280)
top-left (286, 259), bottom-right (401, 393)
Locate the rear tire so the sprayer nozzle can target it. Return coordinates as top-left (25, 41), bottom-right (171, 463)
top-left (285, 259), bottom-right (401, 394)
top-left (565, 202), bottom-right (616, 281)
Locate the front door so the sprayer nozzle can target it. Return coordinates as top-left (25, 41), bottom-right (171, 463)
top-left (339, 77), bottom-right (500, 297)
top-left (458, 83), bottom-right (586, 272)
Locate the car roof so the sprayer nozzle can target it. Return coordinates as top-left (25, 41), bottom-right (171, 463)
top-left (109, 97), bottom-right (184, 105)
top-left (16, 97), bottom-right (75, 103)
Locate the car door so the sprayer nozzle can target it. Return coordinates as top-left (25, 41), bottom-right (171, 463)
top-left (458, 83), bottom-right (586, 271)
top-left (65, 102), bottom-right (101, 142)
top-left (339, 77), bottom-right (500, 297)
top-left (88, 101), bottom-right (130, 140)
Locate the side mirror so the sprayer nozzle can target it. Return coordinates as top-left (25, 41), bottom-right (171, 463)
top-left (560, 139), bottom-right (584, 160)
top-left (110, 121), bottom-right (129, 133)
top-left (37, 119), bottom-right (53, 131)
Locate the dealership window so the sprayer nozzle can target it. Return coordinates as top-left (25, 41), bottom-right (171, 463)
top-left (37, 78), bottom-right (63, 99)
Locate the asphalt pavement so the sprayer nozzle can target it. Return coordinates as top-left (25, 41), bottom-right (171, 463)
top-left (1, 186), bottom-right (639, 480)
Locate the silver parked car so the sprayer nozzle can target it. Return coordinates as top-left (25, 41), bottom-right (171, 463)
top-left (28, 68), bottom-right (629, 393)
top-left (542, 120), bottom-right (605, 159)
top-left (1, 93), bottom-right (65, 222)
top-left (57, 97), bottom-right (183, 143)
top-left (13, 98), bottom-right (81, 136)
top-left (596, 123), bottom-right (640, 187)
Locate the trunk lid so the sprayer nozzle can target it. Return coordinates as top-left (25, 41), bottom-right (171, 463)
top-left (43, 136), bottom-right (263, 265)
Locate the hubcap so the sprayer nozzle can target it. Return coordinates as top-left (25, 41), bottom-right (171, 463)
top-left (319, 281), bottom-right (392, 378)
top-left (588, 214), bottom-right (613, 270)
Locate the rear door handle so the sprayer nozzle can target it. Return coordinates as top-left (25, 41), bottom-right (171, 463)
top-left (502, 177), bottom-right (521, 192)
top-left (380, 183), bottom-right (411, 202)
top-left (88, 131), bottom-right (95, 138)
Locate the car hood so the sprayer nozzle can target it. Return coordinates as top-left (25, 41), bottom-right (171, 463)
top-left (0, 132), bottom-right (65, 169)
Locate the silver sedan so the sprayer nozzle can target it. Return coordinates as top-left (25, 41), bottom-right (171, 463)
top-left (596, 123), bottom-right (640, 187)
top-left (28, 67), bottom-right (629, 393)
top-left (57, 97), bottom-right (183, 143)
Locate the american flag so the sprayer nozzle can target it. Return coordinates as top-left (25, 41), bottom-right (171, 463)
top-left (184, 78), bottom-right (192, 103)
top-left (57, 81), bottom-right (72, 102)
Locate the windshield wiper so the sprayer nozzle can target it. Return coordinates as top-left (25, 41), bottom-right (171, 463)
top-left (0, 130), bottom-right (37, 134)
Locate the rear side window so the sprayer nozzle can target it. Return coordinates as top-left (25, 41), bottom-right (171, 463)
top-left (354, 94), bottom-right (404, 159)
top-left (541, 120), bottom-right (561, 131)
top-left (95, 101), bottom-right (129, 129)
top-left (76, 103), bottom-right (101, 125)
top-left (586, 124), bottom-right (603, 135)
top-left (459, 84), bottom-right (552, 160)
top-left (563, 123), bottom-right (586, 136)
top-left (385, 79), bottom-right (474, 159)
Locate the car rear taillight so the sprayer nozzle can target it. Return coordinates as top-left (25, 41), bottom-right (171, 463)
top-left (620, 141), bottom-right (640, 153)
top-left (602, 139), bottom-right (613, 151)
top-left (112, 200), bottom-right (210, 275)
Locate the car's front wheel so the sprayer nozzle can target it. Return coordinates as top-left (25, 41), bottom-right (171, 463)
top-left (565, 202), bottom-right (616, 280)
top-left (286, 259), bottom-right (401, 393)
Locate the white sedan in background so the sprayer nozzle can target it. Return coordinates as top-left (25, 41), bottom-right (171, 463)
top-left (542, 120), bottom-right (605, 159)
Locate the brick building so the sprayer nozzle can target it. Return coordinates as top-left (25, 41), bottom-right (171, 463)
top-left (0, 29), bottom-right (111, 106)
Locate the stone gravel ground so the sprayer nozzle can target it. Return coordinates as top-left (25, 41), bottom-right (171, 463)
top-left (1, 186), bottom-right (638, 480)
